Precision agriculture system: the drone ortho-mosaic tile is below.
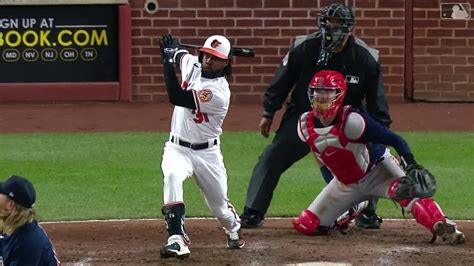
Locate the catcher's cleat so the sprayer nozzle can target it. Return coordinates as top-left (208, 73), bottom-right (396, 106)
top-left (356, 212), bottom-right (383, 229)
top-left (160, 235), bottom-right (190, 259)
top-left (336, 200), bottom-right (369, 234)
top-left (433, 220), bottom-right (465, 245)
top-left (314, 225), bottom-right (331, 235)
top-left (226, 229), bottom-right (245, 249)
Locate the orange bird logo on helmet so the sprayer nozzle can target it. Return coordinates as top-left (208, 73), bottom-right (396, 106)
top-left (211, 39), bottom-right (222, 48)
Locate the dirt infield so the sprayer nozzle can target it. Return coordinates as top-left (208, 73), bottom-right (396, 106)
top-left (2, 102), bottom-right (474, 264)
top-left (43, 219), bottom-right (473, 265)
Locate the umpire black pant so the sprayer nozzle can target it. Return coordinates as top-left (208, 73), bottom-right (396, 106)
top-left (244, 106), bottom-right (378, 216)
top-left (244, 106), bottom-right (309, 215)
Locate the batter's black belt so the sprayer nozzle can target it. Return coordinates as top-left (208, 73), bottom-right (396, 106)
top-left (170, 136), bottom-right (218, 150)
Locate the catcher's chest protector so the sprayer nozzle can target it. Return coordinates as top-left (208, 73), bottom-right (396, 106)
top-left (298, 108), bottom-right (370, 184)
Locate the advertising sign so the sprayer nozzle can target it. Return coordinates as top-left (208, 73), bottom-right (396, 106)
top-left (0, 5), bottom-right (118, 82)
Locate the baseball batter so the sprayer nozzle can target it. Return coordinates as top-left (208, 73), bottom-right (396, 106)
top-left (292, 70), bottom-right (465, 245)
top-left (158, 34), bottom-right (244, 259)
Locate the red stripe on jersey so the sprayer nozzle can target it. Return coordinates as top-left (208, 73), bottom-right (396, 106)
top-left (191, 89), bottom-right (200, 113)
top-left (182, 81), bottom-right (188, 89)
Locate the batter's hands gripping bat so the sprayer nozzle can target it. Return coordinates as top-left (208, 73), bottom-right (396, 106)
top-left (180, 43), bottom-right (256, 58)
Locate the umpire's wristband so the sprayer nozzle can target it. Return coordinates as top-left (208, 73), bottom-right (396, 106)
top-left (262, 111), bottom-right (274, 119)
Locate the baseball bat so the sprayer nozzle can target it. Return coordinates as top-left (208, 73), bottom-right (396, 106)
top-left (180, 43), bottom-right (256, 58)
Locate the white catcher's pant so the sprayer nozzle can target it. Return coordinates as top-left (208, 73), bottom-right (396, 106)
top-left (308, 150), bottom-right (405, 226)
top-left (161, 140), bottom-right (241, 233)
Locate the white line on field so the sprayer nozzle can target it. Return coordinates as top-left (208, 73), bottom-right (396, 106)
top-left (41, 217), bottom-right (474, 225)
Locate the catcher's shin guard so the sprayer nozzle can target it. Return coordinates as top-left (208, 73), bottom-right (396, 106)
top-left (162, 203), bottom-right (191, 244)
top-left (401, 197), bottom-right (465, 244)
top-left (409, 198), bottom-right (446, 232)
top-left (292, 209), bottom-right (320, 236)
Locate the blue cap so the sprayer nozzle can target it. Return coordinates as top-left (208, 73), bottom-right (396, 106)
top-left (0, 175), bottom-right (36, 208)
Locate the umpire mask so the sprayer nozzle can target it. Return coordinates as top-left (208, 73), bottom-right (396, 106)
top-left (319, 3), bottom-right (355, 50)
top-left (317, 3), bottom-right (355, 65)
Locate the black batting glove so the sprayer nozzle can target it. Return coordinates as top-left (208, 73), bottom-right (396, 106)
top-left (159, 34), bottom-right (180, 65)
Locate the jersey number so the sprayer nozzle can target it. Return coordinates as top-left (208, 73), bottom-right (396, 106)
top-left (192, 110), bottom-right (209, 124)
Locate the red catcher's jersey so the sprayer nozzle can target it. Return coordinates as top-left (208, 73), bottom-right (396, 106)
top-left (297, 106), bottom-right (371, 184)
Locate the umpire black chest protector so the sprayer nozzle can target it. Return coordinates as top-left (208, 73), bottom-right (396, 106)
top-left (291, 34), bottom-right (374, 114)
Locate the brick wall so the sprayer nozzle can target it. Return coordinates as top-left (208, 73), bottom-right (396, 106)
top-left (129, 0), bottom-right (473, 103)
top-left (413, 0), bottom-right (474, 101)
top-left (353, 0), bottom-right (405, 102)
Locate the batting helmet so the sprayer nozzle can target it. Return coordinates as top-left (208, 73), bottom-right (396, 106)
top-left (198, 35), bottom-right (233, 79)
top-left (318, 3), bottom-right (355, 50)
top-left (199, 35), bottom-right (231, 60)
top-left (308, 70), bottom-right (347, 120)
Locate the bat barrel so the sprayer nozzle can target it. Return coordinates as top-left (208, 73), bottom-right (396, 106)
top-left (180, 43), bottom-right (255, 58)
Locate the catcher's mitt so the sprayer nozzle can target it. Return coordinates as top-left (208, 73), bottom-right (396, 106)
top-left (393, 164), bottom-right (436, 200)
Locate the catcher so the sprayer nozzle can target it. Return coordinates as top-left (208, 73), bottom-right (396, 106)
top-left (292, 70), bottom-right (465, 245)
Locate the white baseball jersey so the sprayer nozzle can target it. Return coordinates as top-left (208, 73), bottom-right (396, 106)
top-left (171, 52), bottom-right (230, 142)
top-left (161, 50), bottom-right (240, 236)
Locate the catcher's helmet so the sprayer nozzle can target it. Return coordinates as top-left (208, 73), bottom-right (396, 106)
top-left (308, 70), bottom-right (347, 120)
top-left (318, 3), bottom-right (355, 50)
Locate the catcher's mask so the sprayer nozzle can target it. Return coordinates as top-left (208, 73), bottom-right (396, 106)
top-left (308, 70), bottom-right (347, 120)
top-left (319, 3), bottom-right (355, 51)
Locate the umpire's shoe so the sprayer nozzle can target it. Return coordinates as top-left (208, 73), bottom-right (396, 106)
top-left (227, 229), bottom-right (245, 249)
top-left (356, 211), bottom-right (383, 229)
top-left (240, 207), bottom-right (264, 229)
top-left (433, 220), bottom-right (465, 245)
top-left (160, 235), bottom-right (190, 259)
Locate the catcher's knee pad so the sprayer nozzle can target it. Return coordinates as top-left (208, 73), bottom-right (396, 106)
top-left (411, 198), bottom-right (446, 232)
top-left (292, 209), bottom-right (320, 236)
top-left (388, 165), bottom-right (436, 201)
top-left (388, 177), bottom-right (403, 199)
top-left (388, 176), bottom-right (426, 200)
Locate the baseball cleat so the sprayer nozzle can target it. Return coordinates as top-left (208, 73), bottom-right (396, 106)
top-left (160, 235), bottom-right (190, 259)
top-left (240, 206), bottom-right (265, 229)
top-left (240, 208), bottom-right (264, 229)
top-left (226, 229), bottom-right (245, 249)
top-left (240, 214), bottom-right (264, 229)
top-left (336, 200), bottom-right (369, 234)
top-left (433, 220), bottom-right (465, 245)
top-left (356, 211), bottom-right (383, 229)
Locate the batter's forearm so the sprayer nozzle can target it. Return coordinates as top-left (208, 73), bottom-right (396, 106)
top-left (163, 64), bottom-right (196, 109)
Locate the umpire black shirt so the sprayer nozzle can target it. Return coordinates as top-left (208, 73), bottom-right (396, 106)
top-left (263, 33), bottom-right (392, 127)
